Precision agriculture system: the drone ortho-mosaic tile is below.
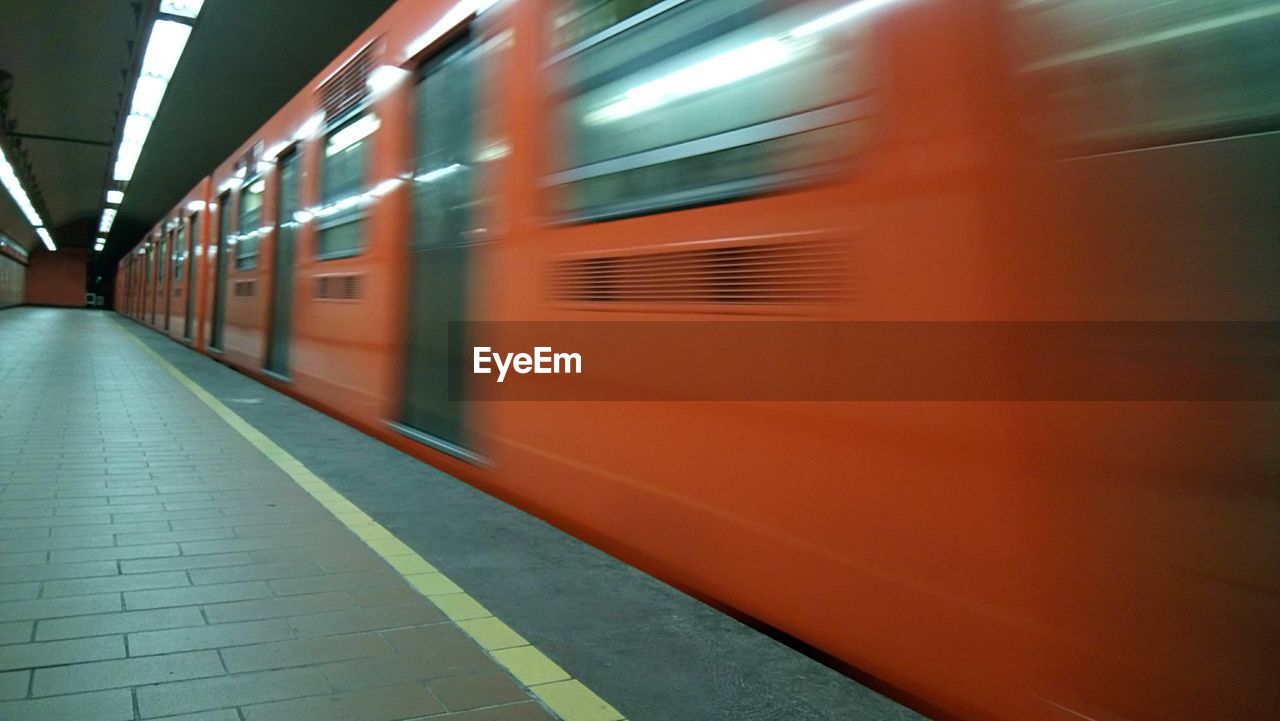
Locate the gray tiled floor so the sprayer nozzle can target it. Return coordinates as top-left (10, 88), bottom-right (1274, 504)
top-left (0, 308), bottom-right (555, 720)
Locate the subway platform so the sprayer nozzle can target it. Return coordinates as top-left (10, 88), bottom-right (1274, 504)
top-left (0, 307), bottom-right (922, 721)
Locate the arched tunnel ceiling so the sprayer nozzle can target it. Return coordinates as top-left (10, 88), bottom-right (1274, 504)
top-left (0, 0), bottom-right (398, 273)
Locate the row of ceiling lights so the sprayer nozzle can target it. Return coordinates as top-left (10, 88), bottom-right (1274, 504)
top-left (9, 0), bottom-right (515, 258)
top-left (0, 143), bottom-right (57, 252)
top-left (97, 0), bottom-right (205, 254)
top-left (0, 1), bottom-right (204, 255)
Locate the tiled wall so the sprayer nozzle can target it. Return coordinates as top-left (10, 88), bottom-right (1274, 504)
top-left (0, 253), bottom-right (24, 309)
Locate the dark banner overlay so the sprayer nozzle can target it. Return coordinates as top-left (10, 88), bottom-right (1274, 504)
top-left (446, 322), bottom-right (1278, 401)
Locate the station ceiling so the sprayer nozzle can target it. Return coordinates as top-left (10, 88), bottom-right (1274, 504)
top-left (0, 0), bottom-right (397, 272)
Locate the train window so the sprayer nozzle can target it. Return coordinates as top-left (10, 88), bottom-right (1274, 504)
top-left (158, 233), bottom-right (167, 281)
top-left (316, 112), bottom-right (376, 259)
top-left (173, 226), bottom-right (185, 282)
top-left (551, 0), bottom-right (667, 50)
top-left (1011, 0), bottom-right (1280, 150)
top-left (235, 177), bottom-right (265, 270)
top-left (547, 0), bottom-right (869, 220)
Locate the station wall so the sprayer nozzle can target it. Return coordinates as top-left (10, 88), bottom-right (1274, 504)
top-left (0, 253), bottom-right (24, 309)
top-left (24, 248), bottom-right (86, 307)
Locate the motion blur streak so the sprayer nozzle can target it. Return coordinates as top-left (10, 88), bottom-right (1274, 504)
top-left (115, 1), bottom-right (1279, 720)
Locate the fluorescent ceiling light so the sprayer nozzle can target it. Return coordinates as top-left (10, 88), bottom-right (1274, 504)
top-left (326, 114), bottom-right (380, 157)
top-left (106, 190), bottom-right (125, 204)
top-left (159, 0), bottom-right (206, 19)
top-left (36, 228), bottom-right (56, 251)
top-left (112, 18), bottom-right (194, 183)
top-left (140, 20), bottom-right (193, 82)
top-left (100, 208), bottom-right (118, 234)
top-left (0, 146), bottom-right (47, 229)
top-left (131, 75), bottom-right (168, 119)
top-left (113, 113), bottom-right (153, 181)
top-left (121, 113), bottom-right (152, 147)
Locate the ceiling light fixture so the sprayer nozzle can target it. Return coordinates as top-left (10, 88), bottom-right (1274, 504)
top-left (97, 6), bottom-right (205, 258)
top-left (113, 19), bottom-right (193, 182)
top-left (1, 146), bottom-right (57, 252)
top-left (159, 0), bottom-right (206, 19)
top-left (106, 5), bottom-right (203, 232)
top-left (0, 146), bottom-right (49, 230)
top-left (99, 208), bottom-right (118, 234)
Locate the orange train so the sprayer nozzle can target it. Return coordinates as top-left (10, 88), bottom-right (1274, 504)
top-left (115, 1), bottom-right (1280, 720)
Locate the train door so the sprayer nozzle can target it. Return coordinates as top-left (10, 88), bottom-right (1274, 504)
top-left (173, 225), bottom-right (186, 334)
top-left (148, 240), bottom-right (157, 326)
top-left (211, 192), bottom-right (230, 351)
top-left (183, 213), bottom-right (198, 341)
top-left (162, 229), bottom-right (173, 331)
top-left (266, 149), bottom-right (300, 376)
top-left (400, 36), bottom-right (479, 458)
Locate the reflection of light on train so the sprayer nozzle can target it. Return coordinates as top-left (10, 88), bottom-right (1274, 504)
top-left (115, 2), bottom-right (1280, 720)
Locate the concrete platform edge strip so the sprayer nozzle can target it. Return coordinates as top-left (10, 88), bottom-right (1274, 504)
top-left (115, 318), bottom-right (627, 721)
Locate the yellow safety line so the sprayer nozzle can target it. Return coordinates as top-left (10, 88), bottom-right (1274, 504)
top-left (117, 321), bottom-right (625, 721)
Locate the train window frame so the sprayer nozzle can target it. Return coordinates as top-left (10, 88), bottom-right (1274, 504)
top-left (173, 222), bottom-right (186, 283)
top-left (158, 231), bottom-right (168, 282)
top-left (186, 210), bottom-right (200, 284)
top-left (274, 142), bottom-right (302, 237)
top-left (235, 175), bottom-right (266, 272)
top-left (314, 109), bottom-right (376, 261)
top-left (1010, 0), bottom-right (1280, 153)
top-left (544, 0), bottom-right (871, 223)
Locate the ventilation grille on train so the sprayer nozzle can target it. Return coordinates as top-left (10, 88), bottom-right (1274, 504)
top-left (233, 280), bottom-right (255, 297)
top-left (318, 40), bottom-right (378, 122)
top-left (549, 240), bottom-right (850, 305)
top-left (316, 274), bottom-right (363, 301)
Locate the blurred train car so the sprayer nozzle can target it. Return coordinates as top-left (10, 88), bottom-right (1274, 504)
top-left (116, 1), bottom-right (1280, 720)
